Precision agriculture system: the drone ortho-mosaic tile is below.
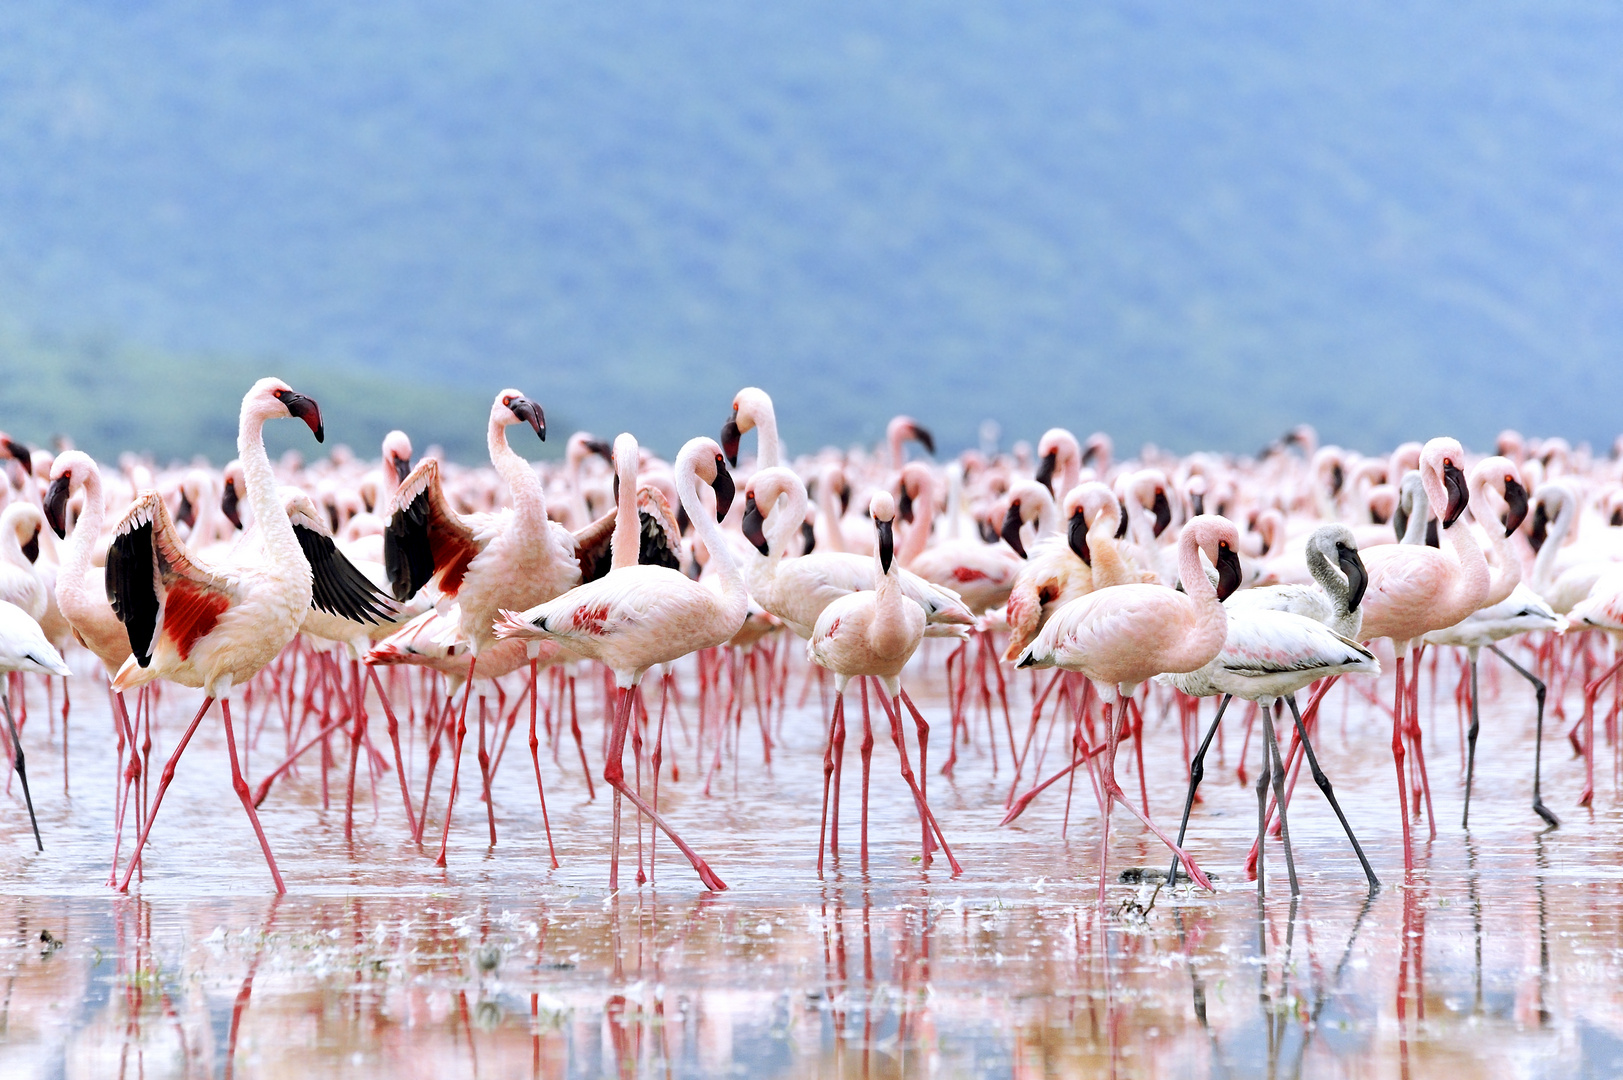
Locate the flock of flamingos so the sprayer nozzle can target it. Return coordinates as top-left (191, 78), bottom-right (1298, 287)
top-left (2, 376), bottom-right (1622, 903)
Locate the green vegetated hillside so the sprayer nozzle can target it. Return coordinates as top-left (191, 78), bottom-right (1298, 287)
top-left (2, 2), bottom-right (1621, 461)
top-left (0, 323), bottom-right (504, 465)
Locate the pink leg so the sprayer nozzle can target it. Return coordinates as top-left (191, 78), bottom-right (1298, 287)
top-left (899, 688), bottom-right (935, 859)
top-left (344, 660), bottom-right (366, 842)
top-left (818, 692), bottom-right (845, 876)
top-left (859, 678), bottom-right (875, 868)
top-left (889, 690), bottom-right (962, 875)
top-left (222, 699), bottom-right (286, 893)
top-left (478, 694), bottom-right (497, 847)
top-left (527, 660), bottom-right (559, 869)
top-left (434, 658), bottom-right (479, 867)
top-left (1392, 653), bottom-right (1414, 875)
top-left (568, 675), bottom-right (594, 799)
top-left (366, 665), bottom-right (419, 839)
top-left (604, 683), bottom-right (726, 890)
top-left (117, 697), bottom-right (214, 892)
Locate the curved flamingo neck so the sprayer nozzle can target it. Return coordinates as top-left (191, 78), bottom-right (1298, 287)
top-left (764, 477), bottom-right (809, 561)
top-left (63, 465), bottom-right (104, 588)
top-left (238, 406), bottom-right (300, 573)
top-left (898, 480), bottom-right (936, 566)
top-left (1470, 477), bottom-right (1520, 606)
top-left (1087, 516), bottom-right (1134, 589)
top-left (1176, 530), bottom-right (1219, 604)
top-left (815, 473), bottom-right (848, 554)
top-left (1531, 490), bottom-right (1576, 589)
top-left (680, 464), bottom-right (746, 618)
top-left (611, 439), bottom-right (639, 571)
top-left (488, 419), bottom-right (545, 523)
top-left (1439, 515), bottom-right (1491, 622)
top-left (746, 401), bottom-right (781, 469)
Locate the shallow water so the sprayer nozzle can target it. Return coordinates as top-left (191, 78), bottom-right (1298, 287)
top-left (2, 642), bottom-right (1622, 1078)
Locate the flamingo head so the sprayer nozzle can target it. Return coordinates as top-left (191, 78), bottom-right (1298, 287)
top-left (870, 491), bottom-right (897, 573)
top-left (1308, 524), bottom-right (1368, 611)
top-left (722, 387), bottom-right (772, 466)
top-left (1034, 427), bottom-right (1080, 494)
top-left (680, 437), bottom-right (735, 522)
top-left (221, 461), bottom-right (246, 529)
top-left (382, 429), bottom-right (413, 483)
top-left (248, 378), bottom-right (324, 442)
top-left (1470, 456), bottom-right (1529, 537)
top-left (495, 390), bottom-right (545, 441)
top-left (895, 462), bottom-right (932, 525)
top-left (887, 416), bottom-right (935, 458)
top-left (44, 450), bottom-right (97, 539)
top-left (1186, 515), bottom-right (1243, 601)
top-left (0, 434), bottom-right (30, 465)
top-left (1420, 437), bottom-right (1469, 528)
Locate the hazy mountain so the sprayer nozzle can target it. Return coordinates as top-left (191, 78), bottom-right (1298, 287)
top-left (2, 2), bottom-right (1621, 463)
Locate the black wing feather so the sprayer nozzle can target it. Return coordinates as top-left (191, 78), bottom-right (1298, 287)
top-left (383, 489), bottom-right (435, 602)
top-left (106, 519), bottom-right (159, 667)
top-left (295, 525), bottom-right (399, 625)
top-left (638, 510), bottom-right (683, 571)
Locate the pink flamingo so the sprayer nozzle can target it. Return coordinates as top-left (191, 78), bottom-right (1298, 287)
top-left (1357, 437), bottom-right (1489, 874)
top-left (807, 491), bottom-right (961, 875)
top-left (496, 437), bottom-right (744, 892)
top-left (1015, 515), bottom-right (1243, 901)
top-left (105, 378), bottom-right (330, 893)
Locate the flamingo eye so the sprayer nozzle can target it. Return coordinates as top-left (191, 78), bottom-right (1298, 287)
top-left (501, 395), bottom-right (513, 407)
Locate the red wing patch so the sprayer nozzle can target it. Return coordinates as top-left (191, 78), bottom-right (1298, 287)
top-left (163, 579), bottom-right (230, 660)
top-left (431, 521), bottom-right (479, 597)
top-left (951, 566), bottom-right (990, 583)
top-left (571, 601), bottom-right (613, 636)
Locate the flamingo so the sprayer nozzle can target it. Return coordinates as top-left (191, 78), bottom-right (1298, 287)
top-left (106, 377), bottom-right (332, 893)
top-left (806, 491), bottom-right (961, 875)
top-left (1357, 437), bottom-right (1490, 874)
top-left (1033, 428), bottom-right (1083, 499)
top-left (0, 599), bottom-right (70, 851)
top-left (1015, 515), bottom-right (1244, 900)
top-left (1002, 482), bottom-right (1120, 663)
top-left (496, 436), bottom-right (745, 892)
top-left (384, 390), bottom-right (611, 865)
top-left (44, 451), bottom-right (146, 881)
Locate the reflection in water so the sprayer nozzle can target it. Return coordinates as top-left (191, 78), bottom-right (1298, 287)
top-left (2, 662), bottom-right (1623, 1077)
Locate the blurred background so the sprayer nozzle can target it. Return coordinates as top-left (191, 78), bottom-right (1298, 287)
top-left (1, 1), bottom-right (1619, 463)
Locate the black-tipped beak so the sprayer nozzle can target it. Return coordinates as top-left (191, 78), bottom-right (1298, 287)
top-left (1215, 542), bottom-right (1242, 601)
top-left (801, 519), bottom-right (817, 554)
top-left (585, 437), bottom-right (614, 463)
top-left (392, 454), bottom-right (412, 484)
top-left (1115, 498), bottom-right (1130, 539)
top-left (720, 416), bottom-right (741, 467)
top-left (1067, 508), bottom-right (1092, 566)
top-left (1190, 492), bottom-right (1204, 517)
top-left (44, 475), bottom-right (70, 539)
top-left (222, 483), bottom-right (243, 530)
top-left (275, 391), bottom-right (323, 443)
top-left (1501, 477), bottom-right (1528, 537)
top-left (911, 424), bottom-right (935, 456)
top-left (1000, 501), bottom-right (1028, 559)
top-left (1035, 450), bottom-right (1057, 493)
top-left (877, 517), bottom-right (895, 573)
top-left (1337, 543), bottom-right (1369, 611)
top-left (509, 397), bottom-right (546, 441)
top-left (2, 438), bottom-right (29, 464)
top-left (711, 456), bottom-right (735, 521)
top-left (21, 527), bottom-right (39, 565)
top-left (1425, 519), bottom-right (1440, 548)
top-left (977, 517), bottom-right (999, 545)
top-left (1530, 502), bottom-right (1549, 553)
top-left (838, 480), bottom-right (852, 516)
top-left (1613, 507), bottom-right (1623, 528)
top-left (1329, 462), bottom-right (1344, 498)
top-left (177, 492), bottom-right (196, 530)
top-left (742, 494), bottom-right (769, 556)
top-left (1392, 503), bottom-right (1409, 543)
top-left (676, 500), bottom-right (691, 537)
top-left (897, 485), bottom-right (915, 524)
top-left (1151, 489), bottom-right (1172, 537)
top-left (1441, 461), bottom-right (1468, 527)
